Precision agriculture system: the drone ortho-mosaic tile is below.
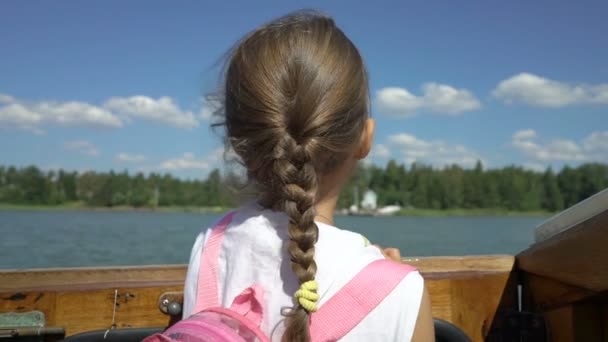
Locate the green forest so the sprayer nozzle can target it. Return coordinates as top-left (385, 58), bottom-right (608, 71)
top-left (0, 161), bottom-right (607, 213)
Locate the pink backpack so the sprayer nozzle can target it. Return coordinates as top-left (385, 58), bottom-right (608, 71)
top-left (144, 212), bottom-right (415, 342)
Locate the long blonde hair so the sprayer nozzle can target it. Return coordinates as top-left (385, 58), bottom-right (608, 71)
top-left (218, 10), bottom-right (369, 342)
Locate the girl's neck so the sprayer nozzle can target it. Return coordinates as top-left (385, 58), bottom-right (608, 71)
top-left (314, 192), bottom-right (339, 226)
top-left (315, 212), bottom-right (335, 226)
top-left (313, 162), bottom-right (355, 227)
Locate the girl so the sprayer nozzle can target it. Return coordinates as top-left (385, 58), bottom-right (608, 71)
top-left (183, 11), bottom-right (434, 342)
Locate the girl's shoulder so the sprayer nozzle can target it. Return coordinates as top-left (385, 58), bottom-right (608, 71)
top-left (313, 220), bottom-right (423, 296)
top-left (313, 222), bottom-right (424, 340)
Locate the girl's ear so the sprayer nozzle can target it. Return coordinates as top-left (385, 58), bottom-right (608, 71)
top-left (355, 118), bottom-right (375, 160)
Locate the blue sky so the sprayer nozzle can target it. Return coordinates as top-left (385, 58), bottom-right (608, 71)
top-left (1, 1), bottom-right (607, 178)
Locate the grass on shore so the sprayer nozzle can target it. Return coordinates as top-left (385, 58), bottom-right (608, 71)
top-left (395, 207), bottom-right (552, 217)
top-left (0, 202), bottom-right (229, 214)
top-left (0, 202), bottom-right (87, 211)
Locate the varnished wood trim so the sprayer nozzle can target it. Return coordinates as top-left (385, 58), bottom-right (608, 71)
top-left (403, 255), bottom-right (515, 273)
top-left (0, 265), bottom-right (187, 292)
top-left (517, 208), bottom-right (608, 292)
top-left (1, 255), bottom-right (515, 292)
top-left (524, 273), bottom-right (598, 311)
top-left (534, 188), bottom-right (608, 242)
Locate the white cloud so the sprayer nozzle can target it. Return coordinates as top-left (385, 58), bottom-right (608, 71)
top-left (0, 94), bottom-right (15, 104)
top-left (0, 93), bottom-right (207, 133)
top-left (209, 147), bottom-right (230, 163)
top-left (116, 153), bottom-right (146, 163)
top-left (200, 106), bottom-right (214, 121)
top-left (158, 147), bottom-right (233, 176)
top-left (64, 140), bottom-right (100, 157)
top-left (104, 96), bottom-right (198, 129)
top-left (0, 103), bottom-right (42, 128)
top-left (160, 152), bottom-right (210, 171)
top-left (375, 83), bottom-right (481, 117)
top-left (512, 129), bottom-right (608, 163)
top-left (384, 133), bottom-right (483, 168)
top-left (0, 97), bottom-right (122, 132)
top-left (421, 83), bottom-right (481, 114)
top-left (512, 129), bottom-right (537, 141)
top-left (582, 131), bottom-right (608, 160)
top-left (494, 73), bottom-right (608, 107)
top-left (40, 101), bottom-right (123, 128)
top-left (200, 98), bottom-right (222, 121)
top-left (371, 144), bottom-right (391, 159)
top-left (376, 88), bottom-right (422, 118)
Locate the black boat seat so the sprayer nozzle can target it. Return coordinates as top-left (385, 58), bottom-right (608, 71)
top-left (57, 318), bottom-right (469, 341)
top-left (434, 318), bottom-right (471, 342)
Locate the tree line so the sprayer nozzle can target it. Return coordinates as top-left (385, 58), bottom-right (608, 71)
top-left (0, 166), bottom-right (232, 208)
top-left (0, 161), bottom-right (606, 212)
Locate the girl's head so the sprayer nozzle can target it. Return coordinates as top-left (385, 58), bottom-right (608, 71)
top-left (218, 10), bottom-right (373, 341)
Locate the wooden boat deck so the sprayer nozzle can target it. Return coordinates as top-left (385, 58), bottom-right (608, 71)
top-left (1, 255), bottom-right (514, 341)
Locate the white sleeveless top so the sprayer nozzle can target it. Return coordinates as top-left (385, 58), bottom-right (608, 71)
top-left (183, 203), bottom-right (424, 341)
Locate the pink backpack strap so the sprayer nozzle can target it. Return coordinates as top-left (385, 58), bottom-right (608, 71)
top-left (309, 259), bottom-right (416, 341)
top-left (194, 212), bottom-right (236, 313)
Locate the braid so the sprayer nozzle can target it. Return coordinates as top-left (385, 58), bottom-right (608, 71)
top-left (260, 135), bottom-right (318, 342)
top-left (220, 11), bottom-right (370, 342)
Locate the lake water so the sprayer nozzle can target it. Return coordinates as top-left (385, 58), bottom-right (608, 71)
top-left (0, 210), bottom-right (548, 269)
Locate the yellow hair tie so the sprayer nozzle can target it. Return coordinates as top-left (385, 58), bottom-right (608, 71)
top-left (294, 280), bottom-right (319, 312)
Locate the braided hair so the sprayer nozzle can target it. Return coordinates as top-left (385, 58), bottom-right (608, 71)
top-left (219, 11), bottom-right (369, 342)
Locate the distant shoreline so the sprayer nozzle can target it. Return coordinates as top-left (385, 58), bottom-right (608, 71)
top-left (394, 208), bottom-right (551, 217)
top-left (0, 203), bottom-right (551, 217)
